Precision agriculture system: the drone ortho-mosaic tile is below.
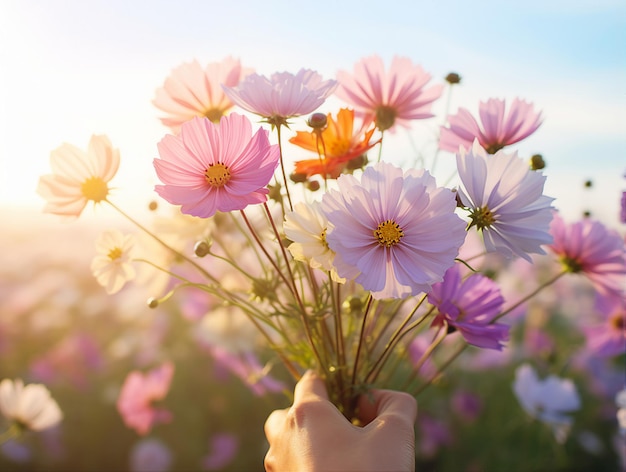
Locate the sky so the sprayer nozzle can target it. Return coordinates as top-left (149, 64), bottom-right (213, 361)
top-left (1, 0), bottom-right (625, 227)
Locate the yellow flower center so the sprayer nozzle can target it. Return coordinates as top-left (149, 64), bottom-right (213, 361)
top-left (320, 228), bottom-right (329, 250)
top-left (374, 219), bottom-right (404, 247)
top-left (108, 247), bottom-right (123, 261)
top-left (469, 206), bottom-right (497, 230)
top-left (561, 256), bottom-right (583, 273)
top-left (205, 163), bottom-right (231, 187)
top-left (81, 176), bottom-right (109, 202)
top-left (204, 108), bottom-right (225, 124)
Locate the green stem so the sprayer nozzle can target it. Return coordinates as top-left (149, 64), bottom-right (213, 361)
top-left (276, 124), bottom-right (293, 211)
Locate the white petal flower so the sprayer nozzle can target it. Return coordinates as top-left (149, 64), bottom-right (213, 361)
top-left (90, 229), bottom-right (136, 294)
top-left (0, 379), bottom-right (62, 431)
top-left (284, 201), bottom-right (345, 283)
top-left (513, 364), bottom-right (580, 443)
top-left (456, 140), bottom-right (555, 261)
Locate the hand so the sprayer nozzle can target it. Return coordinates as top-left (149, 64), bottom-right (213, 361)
top-left (264, 370), bottom-right (417, 471)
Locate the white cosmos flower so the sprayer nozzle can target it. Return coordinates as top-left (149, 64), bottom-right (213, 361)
top-left (456, 140), bottom-right (555, 262)
top-left (0, 379), bottom-right (62, 431)
top-left (90, 229), bottom-right (136, 294)
top-left (513, 364), bottom-right (581, 443)
top-left (284, 201), bottom-right (345, 283)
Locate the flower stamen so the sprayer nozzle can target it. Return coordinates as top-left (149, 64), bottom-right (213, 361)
top-left (81, 176), bottom-right (109, 202)
top-left (468, 206), bottom-right (497, 230)
top-left (374, 219), bottom-right (404, 247)
top-left (205, 163), bottom-right (231, 187)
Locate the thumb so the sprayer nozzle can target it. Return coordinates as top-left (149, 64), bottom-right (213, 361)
top-left (357, 389), bottom-right (417, 427)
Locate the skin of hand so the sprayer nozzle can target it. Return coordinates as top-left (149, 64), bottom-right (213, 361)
top-left (264, 370), bottom-right (418, 472)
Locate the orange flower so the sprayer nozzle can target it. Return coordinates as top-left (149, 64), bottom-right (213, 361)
top-left (290, 109), bottom-right (379, 179)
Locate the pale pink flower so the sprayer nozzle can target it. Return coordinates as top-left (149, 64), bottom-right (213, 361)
top-left (0, 379), bottom-right (62, 432)
top-left (154, 114), bottom-right (280, 218)
top-left (428, 264), bottom-right (509, 350)
top-left (153, 57), bottom-right (253, 133)
top-left (117, 362), bottom-right (174, 436)
top-left (456, 141), bottom-right (555, 261)
top-left (223, 68), bottom-right (336, 126)
top-left (548, 213), bottom-right (626, 300)
top-left (335, 55), bottom-right (443, 132)
top-left (37, 135), bottom-right (120, 219)
top-left (90, 229), bottom-right (136, 294)
top-left (440, 98), bottom-right (542, 154)
top-left (321, 162), bottom-right (466, 299)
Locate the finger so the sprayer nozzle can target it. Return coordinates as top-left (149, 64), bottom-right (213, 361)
top-left (293, 370), bottom-right (329, 403)
top-left (357, 389), bottom-right (417, 427)
top-left (264, 407), bottom-right (288, 441)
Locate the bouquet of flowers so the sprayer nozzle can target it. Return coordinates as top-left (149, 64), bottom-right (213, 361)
top-left (31, 54), bottom-right (625, 437)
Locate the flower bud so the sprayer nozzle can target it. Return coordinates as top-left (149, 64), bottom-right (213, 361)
top-left (307, 113), bottom-right (327, 130)
top-left (529, 154), bottom-right (546, 170)
top-left (445, 72), bottom-right (462, 85)
top-left (147, 297), bottom-right (159, 308)
top-left (584, 179), bottom-right (593, 188)
top-left (194, 240), bottom-right (211, 257)
top-left (148, 200), bottom-right (158, 211)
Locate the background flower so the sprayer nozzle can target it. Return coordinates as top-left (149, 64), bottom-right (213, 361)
top-left (90, 229), bottom-right (136, 294)
top-left (0, 379), bottom-right (62, 432)
top-left (336, 55), bottom-right (443, 132)
top-left (36, 135), bottom-right (120, 219)
top-left (223, 69), bottom-right (336, 126)
top-left (439, 98), bottom-right (542, 154)
top-left (153, 57), bottom-right (253, 133)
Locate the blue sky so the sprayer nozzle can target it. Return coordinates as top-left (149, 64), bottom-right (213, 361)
top-left (1, 0), bottom-right (624, 225)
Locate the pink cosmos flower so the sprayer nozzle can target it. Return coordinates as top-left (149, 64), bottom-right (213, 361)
top-left (439, 98), bottom-right (542, 154)
top-left (321, 162), bottom-right (466, 299)
top-left (548, 212), bottom-right (626, 301)
top-left (584, 295), bottom-right (626, 357)
top-left (153, 114), bottom-right (280, 218)
top-left (222, 69), bottom-right (336, 127)
top-left (428, 264), bottom-right (509, 350)
top-left (456, 141), bottom-right (555, 261)
top-left (37, 135), bottom-right (120, 219)
top-left (116, 362), bottom-right (174, 436)
top-left (335, 55), bottom-right (443, 132)
top-left (153, 57), bottom-right (253, 133)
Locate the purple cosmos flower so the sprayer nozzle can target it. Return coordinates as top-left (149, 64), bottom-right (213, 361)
top-left (548, 212), bottom-right (626, 301)
top-left (584, 295), bottom-right (626, 357)
top-left (440, 98), bottom-right (542, 154)
top-left (456, 140), bottom-right (555, 262)
top-left (222, 69), bottom-right (336, 127)
top-left (336, 55), bottom-right (443, 132)
top-left (428, 264), bottom-right (509, 350)
top-left (321, 162), bottom-right (466, 299)
top-left (154, 114), bottom-right (280, 218)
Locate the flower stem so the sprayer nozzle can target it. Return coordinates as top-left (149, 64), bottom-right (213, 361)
top-left (351, 294), bottom-right (374, 387)
top-left (494, 269), bottom-right (568, 322)
top-left (276, 124), bottom-right (293, 211)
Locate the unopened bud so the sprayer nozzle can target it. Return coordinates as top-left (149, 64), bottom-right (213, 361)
top-left (445, 72), bottom-right (462, 85)
top-left (529, 154), bottom-right (546, 170)
top-left (307, 113), bottom-right (327, 130)
top-left (147, 297), bottom-right (159, 308)
top-left (584, 179), bottom-right (593, 188)
top-left (148, 200), bottom-right (158, 211)
top-left (194, 240), bottom-right (211, 257)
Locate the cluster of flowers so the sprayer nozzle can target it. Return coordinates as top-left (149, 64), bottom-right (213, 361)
top-left (31, 55), bottom-right (626, 439)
